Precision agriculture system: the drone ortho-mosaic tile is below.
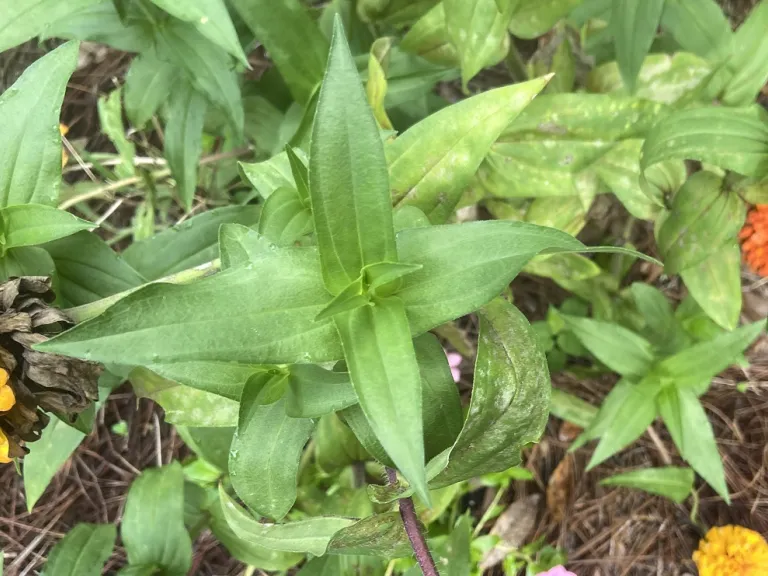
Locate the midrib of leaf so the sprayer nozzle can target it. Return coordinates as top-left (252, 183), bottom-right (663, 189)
top-left (266, 407), bottom-right (288, 513)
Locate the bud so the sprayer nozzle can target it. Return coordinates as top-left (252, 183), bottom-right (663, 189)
top-left (0, 277), bottom-right (101, 461)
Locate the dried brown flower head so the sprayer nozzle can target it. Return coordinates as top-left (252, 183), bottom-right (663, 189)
top-left (0, 277), bottom-right (101, 461)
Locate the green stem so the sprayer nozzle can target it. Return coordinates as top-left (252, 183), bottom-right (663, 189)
top-left (473, 485), bottom-right (505, 537)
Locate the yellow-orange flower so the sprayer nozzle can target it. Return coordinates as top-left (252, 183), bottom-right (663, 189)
top-left (693, 525), bottom-right (768, 576)
top-left (740, 205), bottom-right (768, 276)
top-left (0, 429), bottom-right (10, 463)
top-left (0, 368), bottom-right (14, 412)
top-left (60, 123), bottom-right (69, 168)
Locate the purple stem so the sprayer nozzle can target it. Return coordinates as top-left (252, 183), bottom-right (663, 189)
top-left (386, 467), bottom-right (439, 576)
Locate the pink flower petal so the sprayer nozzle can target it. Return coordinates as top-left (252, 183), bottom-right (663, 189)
top-left (446, 352), bottom-right (462, 368)
top-left (450, 366), bottom-right (461, 382)
top-left (535, 566), bottom-right (576, 576)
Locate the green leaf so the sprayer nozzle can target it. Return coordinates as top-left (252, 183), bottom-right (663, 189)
top-left (285, 365), bottom-right (357, 418)
top-left (23, 416), bottom-right (86, 511)
top-left (414, 333), bottom-right (463, 461)
top-left (155, 20), bottom-right (243, 136)
top-left (165, 83), bottom-right (207, 211)
top-left (559, 314), bottom-right (655, 378)
top-left (43, 231), bottom-right (146, 307)
top-left (432, 298), bottom-right (550, 487)
top-left (286, 146), bottom-right (310, 205)
top-left (655, 320), bottom-right (764, 392)
top-left (42, 524), bottom-right (116, 576)
top-left (445, 0), bottom-right (511, 90)
top-left (587, 377), bottom-right (660, 469)
top-left (719, 1), bottom-right (768, 106)
top-left (611, 0), bottom-right (665, 94)
top-left (660, 0), bottom-right (732, 59)
top-left (39, 247), bottom-right (342, 366)
top-left (0, 247), bottom-right (55, 281)
top-left (656, 171), bottom-right (746, 274)
top-left (550, 388), bottom-right (598, 429)
top-left (130, 367), bottom-right (239, 427)
top-left (176, 426), bottom-right (234, 471)
top-left (657, 386), bottom-right (729, 502)
top-left (400, 3), bottom-right (459, 67)
top-left (148, 0), bottom-right (248, 66)
top-left (600, 467), bottom-right (694, 504)
top-left (0, 1), bottom-right (100, 52)
top-left (230, 373), bottom-right (315, 519)
top-left (397, 221), bottom-right (583, 333)
top-left (587, 52), bottom-right (711, 104)
top-left (314, 413), bottom-right (370, 474)
top-left (98, 88), bottom-right (135, 178)
top-left (679, 242), bottom-right (742, 331)
top-left (0, 204), bottom-right (91, 250)
top-left (219, 486), bottom-right (355, 556)
top-left (366, 37), bottom-right (394, 130)
top-left (258, 187), bottom-right (313, 246)
top-left (334, 297), bottom-right (429, 503)
top-left (0, 42), bottom-right (78, 207)
top-left (630, 283), bottom-right (688, 354)
top-left (389, 78), bottom-right (549, 223)
top-left (239, 150), bottom-right (300, 201)
top-left (641, 107), bottom-right (768, 187)
top-left (123, 52), bottom-right (180, 128)
top-left (230, 0), bottom-right (328, 104)
top-left (509, 0), bottom-right (583, 39)
top-left (42, 1), bottom-right (152, 53)
top-left (121, 463), bottom-right (193, 575)
top-left (207, 497), bottom-right (303, 571)
top-left (218, 223), bottom-right (275, 269)
top-left (123, 205), bottom-right (260, 280)
top-left (327, 512), bottom-right (412, 557)
top-left (310, 18), bottom-right (397, 295)
top-left (571, 378), bottom-right (633, 450)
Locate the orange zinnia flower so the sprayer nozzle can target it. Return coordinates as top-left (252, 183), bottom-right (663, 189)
top-left (740, 205), bottom-right (768, 276)
top-left (693, 525), bottom-right (768, 576)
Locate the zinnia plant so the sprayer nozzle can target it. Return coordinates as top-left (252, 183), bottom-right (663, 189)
top-left (693, 525), bottom-right (768, 576)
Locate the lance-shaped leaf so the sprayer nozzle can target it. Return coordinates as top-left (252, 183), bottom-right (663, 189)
top-left (641, 107), bottom-right (768, 190)
top-left (231, 0), bottom-right (328, 105)
top-left (0, 205), bottom-right (91, 250)
top-left (148, 0), bottom-right (248, 66)
top-left (389, 77), bottom-right (549, 223)
top-left (219, 223), bottom-right (276, 269)
top-left (0, 1), bottom-right (99, 52)
top-left (230, 372), bottom-right (316, 520)
top-left (655, 320), bottom-right (765, 392)
top-left (38, 247), bottom-right (342, 365)
top-left (550, 388), bottom-right (597, 429)
top-left (285, 365), bottom-right (357, 418)
top-left (0, 42), bottom-right (79, 207)
top-left (559, 314), bottom-right (655, 378)
top-left (314, 413), bottom-right (370, 475)
top-left (258, 187), bottom-right (313, 246)
top-left (679, 242), bottom-right (742, 331)
top-left (509, 0), bottom-right (583, 39)
top-left (240, 150), bottom-right (302, 201)
top-left (657, 386), bottom-right (729, 502)
top-left (122, 463), bottom-right (192, 575)
top-left (630, 283), bottom-right (688, 354)
top-left (366, 37), bottom-right (394, 130)
top-left (400, 3), bottom-right (459, 67)
top-left (98, 88), bottom-right (135, 178)
top-left (42, 523), bottom-right (116, 576)
top-left (150, 361), bottom-right (260, 402)
top-left (660, 0), bottom-right (732, 60)
top-left (43, 231), bottom-right (146, 307)
top-left (123, 205), bottom-right (260, 280)
top-left (396, 221), bottom-right (585, 334)
top-left (310, 18), bottom-right (397, 295)
top-left (718, 1), bottom-right (768, 106)
top-left (335, 296), bottom-right (429, 504)
top-left (124, 51), bottom-right (179, 129)
top-left (655, 171), bottom-right (746, 275)
top-left (445, 0), bottom-right (512, 90)
top-left (219, 486), bottom-right (355, 556)
top-left (600, 467), bottom-right (694, 504)
top-left (431, 298), bottom-right (550, 487)
top-left (130, 367), bottom-right (239, 427)
top-left (165, 83), bottom-right (207, 211)
top-left (611, 0), bottom-right (665, 94)
top-left (155, 20), bottom-right (243, 136)
top-left (327, 512), bottom-right (412, 557)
